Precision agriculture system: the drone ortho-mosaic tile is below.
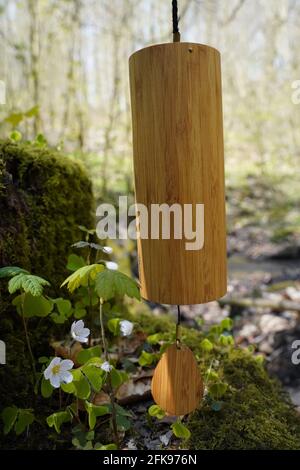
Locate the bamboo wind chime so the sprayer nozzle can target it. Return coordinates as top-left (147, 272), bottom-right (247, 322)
top-left (129, 1), bottom-right (227, 415)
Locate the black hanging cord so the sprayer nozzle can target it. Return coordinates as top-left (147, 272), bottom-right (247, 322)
top-left (176, 304), bottom-right (181, 348)
top-left (172, 0), bottom-right (181, 42)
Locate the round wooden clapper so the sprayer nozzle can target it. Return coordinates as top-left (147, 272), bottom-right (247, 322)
top-left (129, 3), bottom-right (227, 416)
top-left (151, 344), bottom-right (204, 416)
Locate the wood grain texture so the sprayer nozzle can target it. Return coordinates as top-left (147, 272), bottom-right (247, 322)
top-left (151, 343), bottom-right (203, 416)
top-left (129, 43), bottom-right (227, 304)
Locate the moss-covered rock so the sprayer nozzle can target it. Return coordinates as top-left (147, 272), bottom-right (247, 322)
top-left (132, 310), bottom-right (300, 449)
top-left (0, 140), bottom-right (94, 290)
top-left (187, 349), bottom-right (300, 450)
top-left (0, 140), bottom-right (94, 409)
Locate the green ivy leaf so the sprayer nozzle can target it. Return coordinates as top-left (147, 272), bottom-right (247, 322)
top-left (46, 410), bottom-right (72, 434)
top-left (1, 406), bottom-right (18, 435)
top-left (148, 405), bottom-right (165, 420)
top-left (95, 269), bottom-right (140, 301)
top-left (171, 421), bottom-right (191, 439)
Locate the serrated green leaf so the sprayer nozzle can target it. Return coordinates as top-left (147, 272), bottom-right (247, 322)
top-left (8, 273), bottom-right (26, 294)
top-left (95, 269), bottom-right (140, 301)
top-left (1, 406), bottom-right (18, 435)
top-left (22, 275), bottom-right (50, 296)
top-left (171, 421), bottom-right (191, 439)
top-left (0, 266), bottom-right (29, 279)
top-left (8, 273), bottom-right (49, 296)
top-left (61, 264), bottom-right (104, 293)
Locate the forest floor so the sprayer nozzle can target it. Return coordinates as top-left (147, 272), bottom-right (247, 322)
top-left (116, 225), bottom-right (300, 450)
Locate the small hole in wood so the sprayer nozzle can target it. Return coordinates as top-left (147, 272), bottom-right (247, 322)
top-left (188, 47), bottom-right (193, 53)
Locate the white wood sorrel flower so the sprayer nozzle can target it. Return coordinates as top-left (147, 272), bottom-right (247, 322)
top-left (120, 320), bottom-right (134, 336)
top-left (44, 357), bottom-right (74, 388)
top-left (71, 320), bottom-right (90, 343)
top-left (101, 361), bottom-right (113, 372)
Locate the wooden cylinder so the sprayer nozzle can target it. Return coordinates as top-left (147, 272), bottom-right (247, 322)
top-left (129, 43), bottom-right (227, 305)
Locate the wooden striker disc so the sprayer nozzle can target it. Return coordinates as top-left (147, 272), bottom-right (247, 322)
top-left (151, 343), bottom-right (203, 416)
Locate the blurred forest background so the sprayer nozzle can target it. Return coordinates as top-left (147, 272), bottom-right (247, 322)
top-left (0, 0), bottom-right (299, 218)
top-left (1, 0), bottom-right (300, 433)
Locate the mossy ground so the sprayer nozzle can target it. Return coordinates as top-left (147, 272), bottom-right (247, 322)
top-left (133, 310), bottom-right (300, 450)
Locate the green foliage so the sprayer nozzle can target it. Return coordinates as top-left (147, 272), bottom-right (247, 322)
top-left (2, 406), bottom-right (34, 435)
top-left (200, 338), bottom-right (213, 352)
top-left (187, 350), bottom-right (300, 450)
top-left (46, 409), bottom-right (72, 434)
top-left (138, 350), bottom-right (158, 367)
top-left (77, 346), bottom-right (102, 365)
top-left (61, 264), bottom-right (104, 292)
top-left (8, 273), bottom-right (50, 296)
top-left (0, 139), bottom-right (94, 299)
top-left (95, 269), bottom-right (140, 301)
top-left (148, 405), bottom-right (165, 420)
top-left (107, 317), bottom-right (121, 335)
top-left (85, 402), bottom-right (110, 430)
top-left (171, 421), bottom-right (191, 439)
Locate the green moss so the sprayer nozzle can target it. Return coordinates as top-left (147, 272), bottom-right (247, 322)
top-left (187, 349), bottom-right (300, 450)
top-left (0, 140), bottom-right (94, 409)
top-left (0, 140), bottom-right (94, 291)
top-left (132, 310), bottom-right (300, 449)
